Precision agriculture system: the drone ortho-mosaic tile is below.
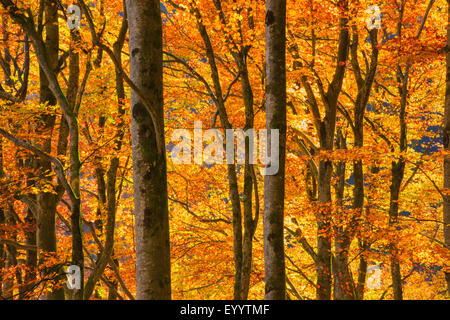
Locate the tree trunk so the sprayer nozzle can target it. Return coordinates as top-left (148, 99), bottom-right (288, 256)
top-left (333, 131), bottom-right (355, 300)
top-left (388, 67), bottom-right (409, 300)
top-left (107, 16), bottom-right (128, 300)
top-left (67, 28), bottom-right (83, 301)
top-left (35, 0), bottom-right (64, 300)
top-left (389, 160), bottom-right (404, 300)
top-left (316, 160), bottom-right (333, 299)
top-left (240, 52), bottom-right (259, 300)
top-left (356, 240), bottom-right (368, 299)
top-left (126, 0), bottom-right (171, 300)
top-left (21, 206), bottom-right (37, 299)
top-left (3, 210), bottom-right (18, 298)
top-left (263, 0), bottom-right (287, 300)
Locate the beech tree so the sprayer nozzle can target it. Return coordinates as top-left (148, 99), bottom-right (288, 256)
top-left (263, 0), bottom-right (287, 300)
top-left (125, 0), bottom-right (171, 299)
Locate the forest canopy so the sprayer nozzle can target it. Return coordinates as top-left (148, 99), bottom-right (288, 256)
top-left (0, 0), bottom-right (448, 300)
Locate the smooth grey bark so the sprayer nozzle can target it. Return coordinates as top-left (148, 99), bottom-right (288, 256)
top-left (126, 0), bottom-right (171, 299)
top-left (263, 0), bottom-right (287, 300)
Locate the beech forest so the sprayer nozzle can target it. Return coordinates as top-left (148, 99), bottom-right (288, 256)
top-left (0, 0), bottom-right (449, 301)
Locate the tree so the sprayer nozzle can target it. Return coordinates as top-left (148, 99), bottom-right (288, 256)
top-left (35, 0), bottom-right (65, 300)
top-left (125, 0), bottom-right (171, 299)
top-left (263, 0), bottom-right (287, 300)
